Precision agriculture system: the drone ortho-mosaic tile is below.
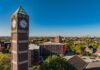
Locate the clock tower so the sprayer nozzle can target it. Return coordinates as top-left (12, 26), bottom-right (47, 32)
top-left (11, 6), bottom-right (29, 70)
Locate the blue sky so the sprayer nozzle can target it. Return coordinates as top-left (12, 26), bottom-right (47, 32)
top-left (0, 0), bottom-right (100, 37)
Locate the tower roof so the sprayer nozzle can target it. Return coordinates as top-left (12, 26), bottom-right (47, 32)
top-left (13, 6), bottom-right (27, 15)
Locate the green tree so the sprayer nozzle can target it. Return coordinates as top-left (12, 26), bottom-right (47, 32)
top-left (36, 55), bottom-right (77, 70)
top-left (65, 40), bottom-right (74, 51)
top-left (0, 54), bottom-right (11, 70)
top-left (74, 44), bottom-right (83, 55)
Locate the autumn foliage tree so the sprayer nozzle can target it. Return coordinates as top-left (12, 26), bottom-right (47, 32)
top-left (0, 54), bottom-right (11, 70)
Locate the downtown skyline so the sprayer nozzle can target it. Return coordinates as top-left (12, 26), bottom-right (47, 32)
top-left (0, 0), bottom-right (100, 37)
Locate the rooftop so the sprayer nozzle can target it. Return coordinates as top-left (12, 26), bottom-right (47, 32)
top-left (85, 62), bottom-right (100, 70)
top-left (29, 44), bottom-right (39, 50)
top-left (40, 41), bottom-right (64, 45)
top-left (68, 55), bottom-right (87, 70)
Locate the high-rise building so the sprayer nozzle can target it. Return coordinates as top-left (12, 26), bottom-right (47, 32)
top-left (11, 6), bottom-right (29, 70)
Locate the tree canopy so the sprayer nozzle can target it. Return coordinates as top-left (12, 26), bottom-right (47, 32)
top-left (34, 55), bottom-right (77, 70)
top-left (0, 53), bottom-right (11, 70)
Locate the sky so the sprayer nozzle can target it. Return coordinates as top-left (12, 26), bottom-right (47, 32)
top-left (0, 0), bottom-right (100, 37)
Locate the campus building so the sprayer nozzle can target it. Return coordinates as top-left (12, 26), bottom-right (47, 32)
top-left (40, 42), bottom-right (67, 57)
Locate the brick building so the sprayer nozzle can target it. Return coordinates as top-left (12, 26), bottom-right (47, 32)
top-left (39, 42), bottom-right (67, 57)
top-left (54, 36), bottom-right (62, 43)
top-left (29, 44), bottom-right (40, 67)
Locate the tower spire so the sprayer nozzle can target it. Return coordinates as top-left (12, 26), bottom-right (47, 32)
top-left (13, 6), bottom-right (27, 15)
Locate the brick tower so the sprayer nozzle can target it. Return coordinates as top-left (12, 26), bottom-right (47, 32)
top-left (11, 6), bottom-right (29, 70)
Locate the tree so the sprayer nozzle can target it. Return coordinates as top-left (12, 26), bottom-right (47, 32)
top-left (65, 40), bottom-right (74, 51)
top-left (0, 54), bottom-right (11, 70)
top-left (35, 55), bottom-right (77, 70)
top-left (73, 44), bottom-right (83, 55)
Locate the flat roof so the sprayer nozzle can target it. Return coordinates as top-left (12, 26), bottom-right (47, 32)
top-left (40, 42), bottom-right (64, 45)
top-left (29, 44), bottom-right (39, 50)
top-left (85, 62), bottom-right (100, 70)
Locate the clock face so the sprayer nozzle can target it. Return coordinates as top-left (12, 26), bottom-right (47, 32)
top-left (20, 20), bottom-right (27, 28)
top-left (12, 19), bottom-right (16, 28)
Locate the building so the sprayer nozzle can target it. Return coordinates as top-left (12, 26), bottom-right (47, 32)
top-left (0, 42), bottom-right (11, 53)
top-left (85, 62), bottom-right (100, 70)
top-left (84, 46), bottom-right (97, 55)
top-left (54, 36), bottom-right (62, 43)
top-left (11, 6), bottom-right (29, 70)
top-left (29, 44), bottom-right (40, 67)
top-left (0, 42), bottom-right (5, 52)
top-left (95, 49), bottom-right (100, 56)
top-left (39, 42), bottom-right (67, 57)
top-left (68, 55), bottom-right (87, 70)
